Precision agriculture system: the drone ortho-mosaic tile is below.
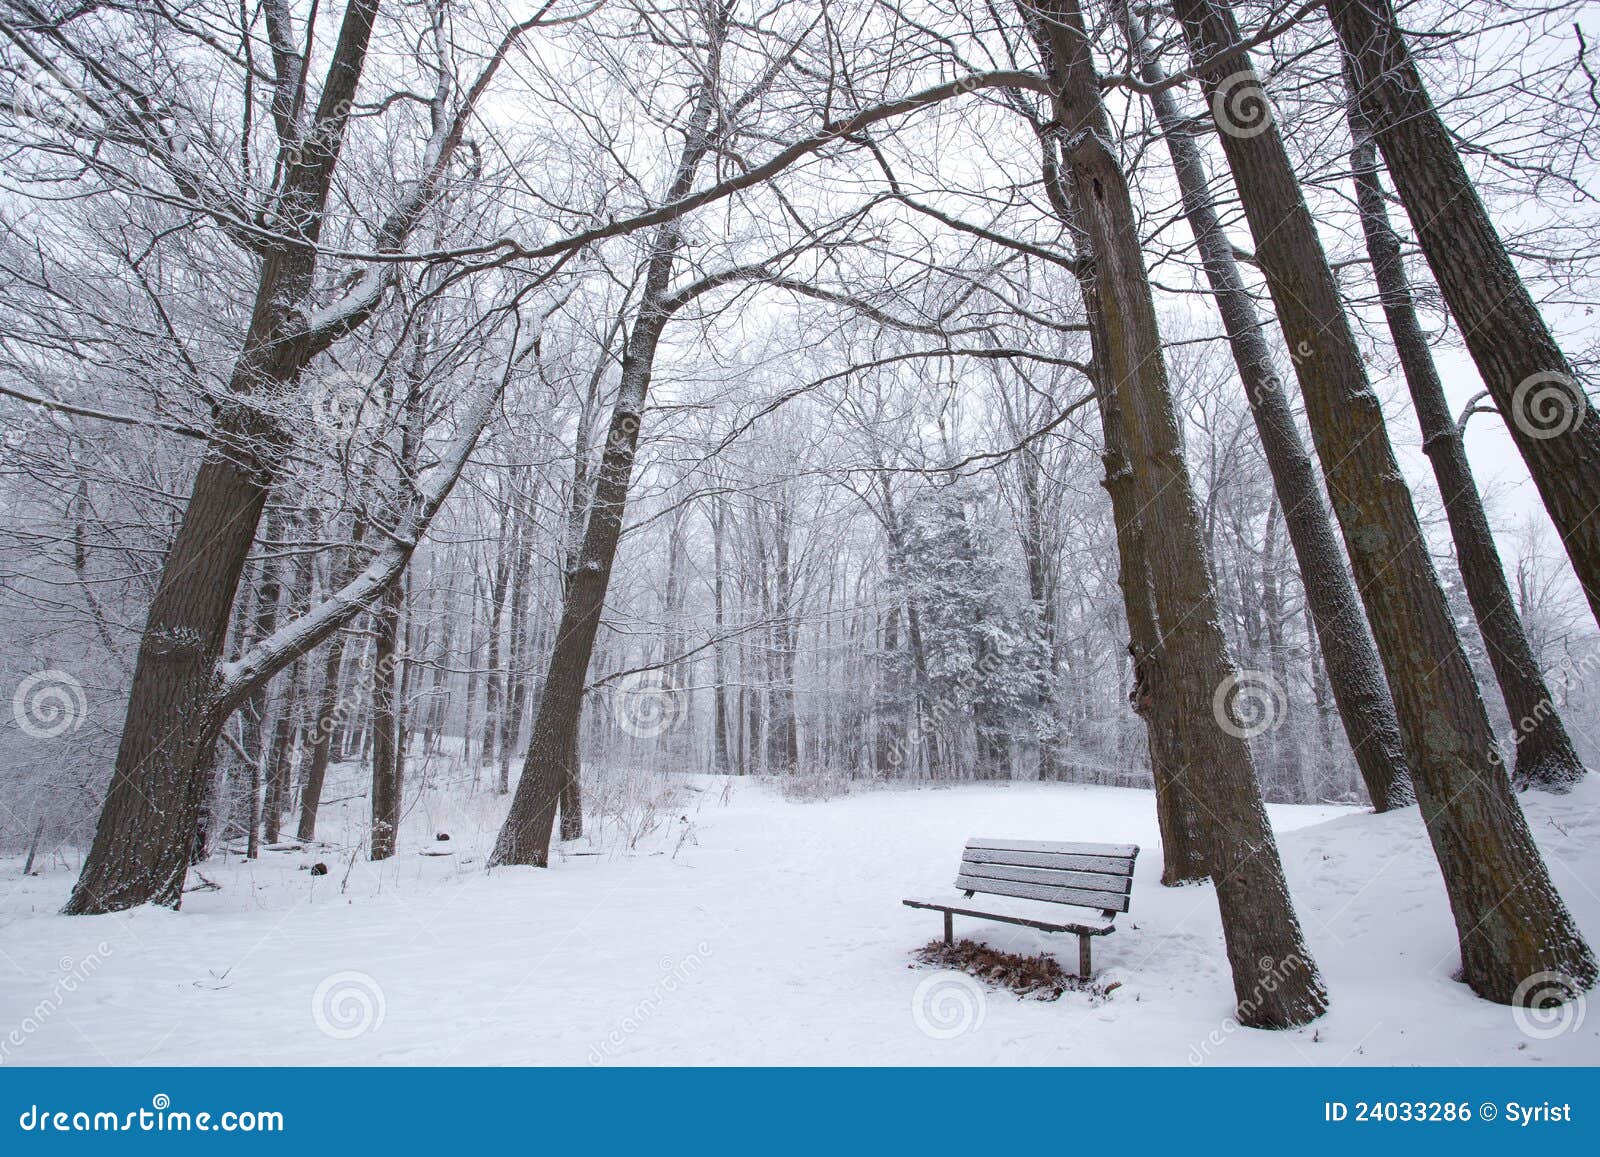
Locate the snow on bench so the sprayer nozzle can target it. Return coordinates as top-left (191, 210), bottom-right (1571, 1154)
top-left (903, 837), bottom-right (1140, 977)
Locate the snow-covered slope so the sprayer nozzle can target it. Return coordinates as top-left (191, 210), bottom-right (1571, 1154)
top-left (2, 767), bottom-right (1596, 1065)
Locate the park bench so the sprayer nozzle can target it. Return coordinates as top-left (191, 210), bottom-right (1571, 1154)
top-left (903, 838), bottom-right (1140, 977)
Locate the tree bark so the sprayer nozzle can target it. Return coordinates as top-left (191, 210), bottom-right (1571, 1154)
top-left (1127, 10), bottom-right (1412, 810)
top-left (1095, 347), bottom-right (1210, 886)
top-left (296, 626), bottom-right (349, 842)
top-left (1346, 100), bottom-right (1586, 794)
top-left (1026, 0), bottom-right (1327, 1026)
top-left (1173, 0), bottom-right (1595, 1002)
top-left (369, 576), bottom-right (404, 861)
top-left (1328, 0), bottom-right (1600, 634)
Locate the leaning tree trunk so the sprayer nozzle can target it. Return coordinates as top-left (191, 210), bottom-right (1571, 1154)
top-left (492, 388), bottom-right (652, 863)
top-left (1037, 124), bottom-right (1208, 883)
top-left (1095, 356), bottom-right (1210, 886)
top-left (1128, 10), bottom-right (1412, 810)
top-left (1027, 0), bottom-right (1327, 1026)
top-left (1173, 0), bottom-right (1595, 1003)
top-left (1328, 0), bottom-right (1600, 633)
top-left (1347, 100), bottom-right (1586, 794)
top-left (492, 45), bottom-right (725, 867)
top-left (63, 0), bottom-right (386, 914)
top-left (65, 410), bottom-right (293, 912)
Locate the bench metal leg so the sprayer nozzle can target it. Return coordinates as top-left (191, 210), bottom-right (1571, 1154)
top-left (1078, 933), bottom-right (1092, 978)
top-left (943, 911), bottom-right (954, 945)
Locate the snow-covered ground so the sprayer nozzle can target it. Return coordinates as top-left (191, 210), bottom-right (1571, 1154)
top-left (2, 763), bottom-right (1597, 1066)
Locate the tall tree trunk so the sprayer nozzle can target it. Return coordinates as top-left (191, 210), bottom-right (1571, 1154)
top-left (1258, 501), bottom-right (1310, 802)
top-left (63, 0), bottom-right (387, 914)
top-left (1127, 10), bottom-right (1411, 810)
top-left (370, 576), bottom-right (404, 861)
top-left (297, 626), bottom-right (350, 842)
top-left (492, 387), bottom-right (653, 865)
top-left (1026, 41), bottom-right (1207, 885)
top-left (241, 506), bottom-right (289, 861)
top-left (1173, 0), bottom-right (1595, 1003)
top-left (1346, 100), bottom-right (1586, 794)
top-left (492, 30), bottom-right (728, 866)
top-left (877, 472), bottom-right (937, 777)
top-left (499, 476), bottom-right (534, 794)
top-left (765, 499), bottom-right (800, 773)
top-left (1015, 446), bottom-right (1063, 781)
top-left (263, 516), bottom-right (315, 844)
top-left (711, 496), bottom-right (735, 774)
top-left (261, 660), bottom-right (301, 846)
top-left (1328, 0), bottom-right (1600, 633)
top-left (480, 493), bottom-right (513, 780)
top-left (1096, 354), bottom-right (1210, 886)
top-left (1026, 0), bottom-right (1327, 1026)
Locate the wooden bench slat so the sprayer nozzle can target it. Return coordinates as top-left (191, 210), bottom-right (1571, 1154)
top-left (958, 860), bottom-right (1134, 894)
top-left (966, 837), bottom-right (1138, 858)
top-left (963, 847), bottom-right (1134, 874)
top-left (954, 873), bottom-right (1132, 913)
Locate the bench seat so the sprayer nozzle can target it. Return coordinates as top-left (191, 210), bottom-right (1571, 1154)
top-left (903, 837), bottom-right (1139, 977)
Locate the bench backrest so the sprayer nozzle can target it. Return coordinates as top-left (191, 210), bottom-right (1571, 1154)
top-left (957, 838), bottom-right (1139, 914)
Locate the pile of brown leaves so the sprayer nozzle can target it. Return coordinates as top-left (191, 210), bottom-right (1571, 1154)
top-left (913, 938), bottom-right (1121, 1002)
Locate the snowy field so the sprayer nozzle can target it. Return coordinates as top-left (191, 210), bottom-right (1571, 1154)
top-left (2, 764), bottom-right (1598, 1066)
